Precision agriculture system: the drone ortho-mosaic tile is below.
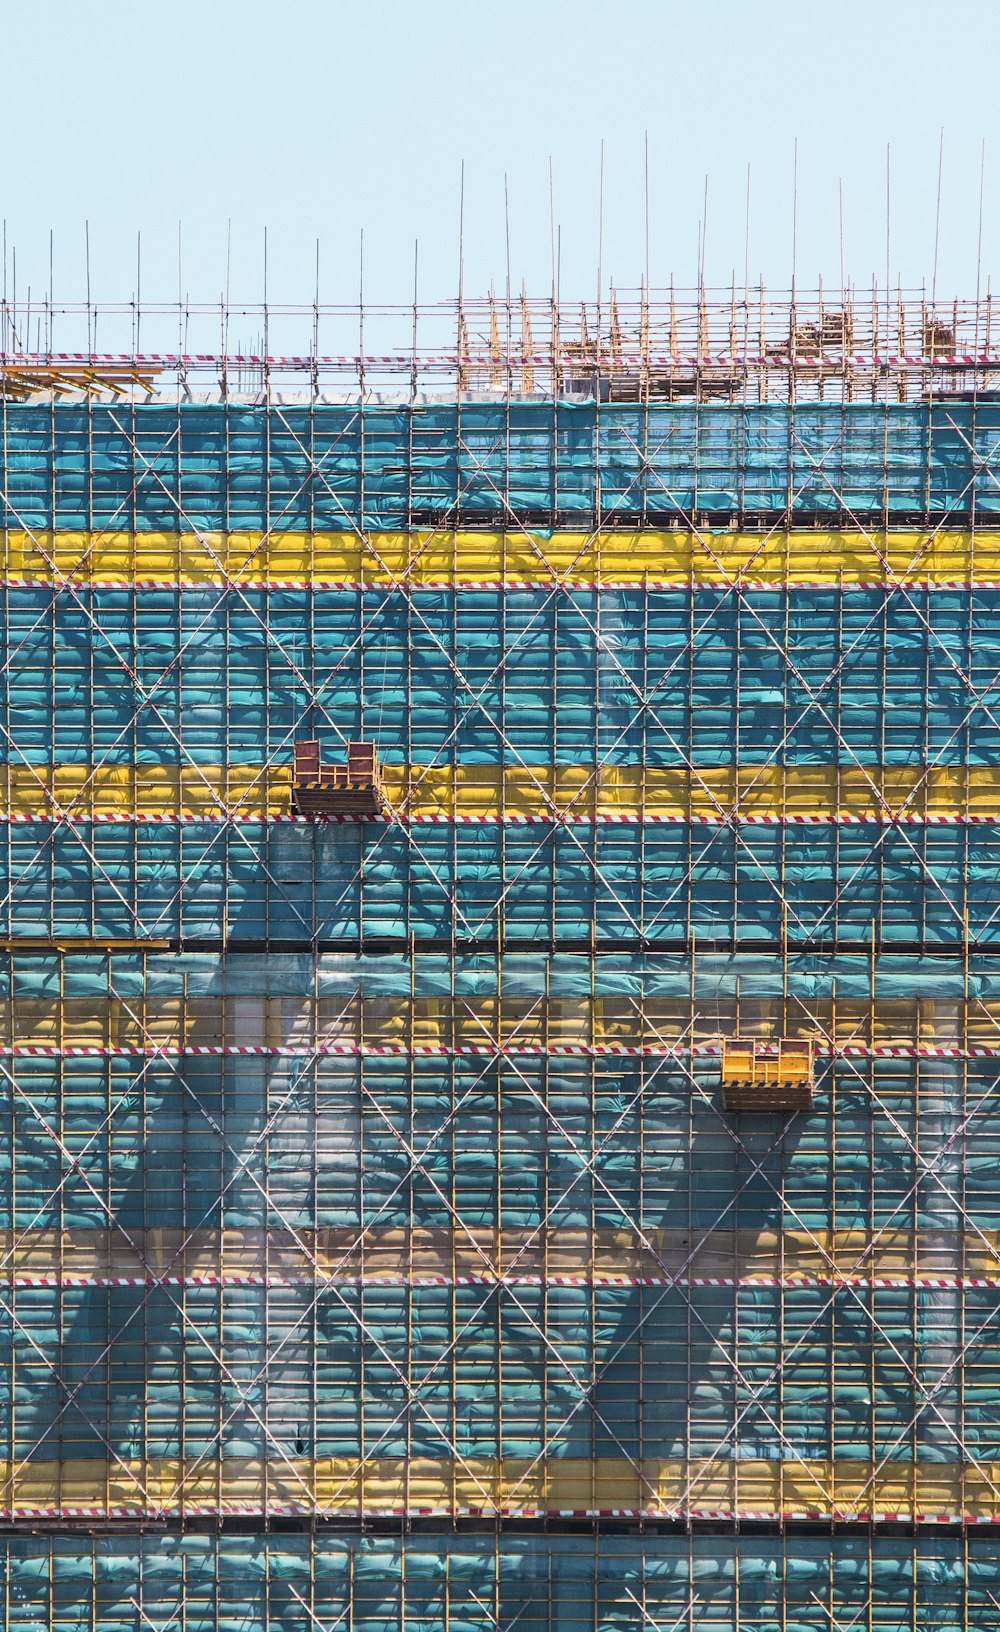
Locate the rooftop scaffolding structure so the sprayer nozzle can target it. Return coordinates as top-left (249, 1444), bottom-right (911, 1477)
top-left (0, 284), bottom-right (999, 400)
top-left (0, 288), bottom-right (999, 1631)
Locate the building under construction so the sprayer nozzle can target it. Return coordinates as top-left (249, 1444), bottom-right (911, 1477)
top-left (3, 283), bottom-right (1000, 1627)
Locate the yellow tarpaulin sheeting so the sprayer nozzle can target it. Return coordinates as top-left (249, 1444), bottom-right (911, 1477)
top-left (1, 1455), bottom-right (997, 1518)
top-left (6, 991), bottom-right (1000, 1054)
top-left (3, 761), bottom-right (1000, 822)
top-left (0, 1224), bottom-right (995, 1284)
top-left (0, 528), bottom-right (995, 587)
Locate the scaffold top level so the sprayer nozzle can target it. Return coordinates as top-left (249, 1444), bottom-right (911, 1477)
top-left (1, 287), bottom-right (999, 402)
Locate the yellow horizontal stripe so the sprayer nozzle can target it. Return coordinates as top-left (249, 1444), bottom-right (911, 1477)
top-left (0, 1456), bottom-right (994, 1517)
top-left (3, 762), bottom-right (1000, 821)
top-left (0, 1226), bottom-right (995, 1283)
top-left (1, 528), bottom-right (997, 587)
top-left (6, 991), bottom-right (1000, 1057)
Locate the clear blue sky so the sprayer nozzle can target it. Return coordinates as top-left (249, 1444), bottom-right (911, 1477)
top-left (2, 0), bottom-right (997, 327)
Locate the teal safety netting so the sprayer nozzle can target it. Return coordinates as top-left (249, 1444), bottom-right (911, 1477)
top-left (5, 586), bottom-right (1000, 766)
top-left (1, 392), bottom-right (999, 1620)
top-left (1, 1532), bottom-right (997, 1632)
top-left (2, 400), bottom-right (1000, 524)
top-left (5, 945), bottom-right (989, 1001)
top-left (0, 1058), bottom-right (988, 1465)
top-left (1, 821), bottom-right (995, 944)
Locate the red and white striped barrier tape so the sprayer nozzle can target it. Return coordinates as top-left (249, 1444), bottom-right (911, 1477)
top-left (0, 1497), bottom-right (991, 1522)
top-left (8, 576), bottom-right (1000, 594)
top-left (2, 1269), bottom-right (997, 1290)
top-left (10, 348), bottom-right (1000, 371)
top-left (4, 809), bottom-right (998, 827)
top-left (2, 1040), bottom-right (995, 1061)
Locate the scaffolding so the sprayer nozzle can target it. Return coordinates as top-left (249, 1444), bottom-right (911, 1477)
top-left (0, 282), bottom-right (998, 401)
top-left (1, 287), bottom-right (1000, 1628)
